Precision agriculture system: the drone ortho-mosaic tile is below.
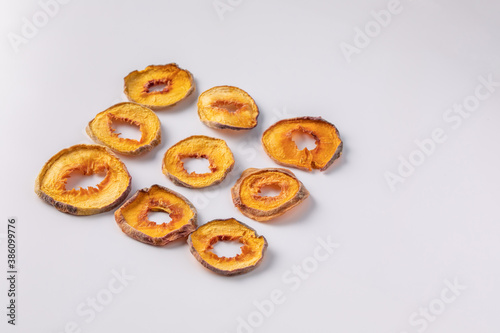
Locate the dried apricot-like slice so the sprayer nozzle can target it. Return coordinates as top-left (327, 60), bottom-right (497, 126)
top-left (86, 102), bottom-right (161, 156)
top-left (262, 116), bottom-right (343, 171)
top-left (35, 144), bottom-right (131, 215)
top-left (231, 168), bottom-right (309, 222)
top-left (124, 64), bottom-right (194, 109)
top-left (162, 135), bottom-right (235, 188)
top-left (115, 185), bottom-right (197, 246)
top-left (187, 218), bottom-right (267, 276)
top-left (198, 86), bottom-right (259, 130)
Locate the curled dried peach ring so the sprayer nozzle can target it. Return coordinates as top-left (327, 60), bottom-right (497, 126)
top-left (86, 102), bottom-right (161, 155)
top-left (115, 185), bottom-right (197, 246)
top-left (231, 168), bottom-right (309, 222)
top-left (187, 218), bottom-right (267, 276)
top-left (262, 117), bottom-right (343, 171)
top-left (124, 64), bottom-right (194, 109)
top-left (35, 144), bottom-right (131, 215)
top-left (198, 86), bottom-right (259, 130)
top-left (162, 135), bottom-right (235, 188)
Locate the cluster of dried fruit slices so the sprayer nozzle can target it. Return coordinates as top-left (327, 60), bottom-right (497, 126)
top-left (35, 63), bottom-right (343, 276)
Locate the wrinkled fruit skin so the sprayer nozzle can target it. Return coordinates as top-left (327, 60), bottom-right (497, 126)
top-left (187, 218), bottom-right (267, 276)
top-left (35, 144), bottom-right (132, 215)
top-left (86, 102), bottom-right (161, 156)
top-left (262, 116), bottom-right (343, 171)
top-left (162, 135), bottom-right (235, 188)
top-left (231, 168), bottom-right (309, 222)
top-left (115, 185), bottom-right (197, 246)
top-left (124, 64), bottom-right (194, 109)
top-left (198, 86), bottom-right (259, 130)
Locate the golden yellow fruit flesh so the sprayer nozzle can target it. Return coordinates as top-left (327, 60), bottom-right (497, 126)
top-left (198, 86), bottom-right (259, 130)
top-left (231, 168), bottom-right (309, 221)
top-left (262, 116), bottom-right (343, 171)
top-left (162, 135), bottom-right (235, 188)
top-left (239, 170), bottom-right (299, 210)
top-left (187, 218), bottom-right (267, 276)
top-left (115, 185), bottom-right (197, 246)
top-left (86, 102), bottom-right (161, 155)
top-left (35, 144), bottom-right (131, 215)
top-left (124, 64), bottom-right (194, 109)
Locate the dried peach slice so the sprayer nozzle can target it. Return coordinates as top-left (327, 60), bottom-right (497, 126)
top-left (86, 102), bottom-right (161, 156)
top-left (162, 135), bottom-right (235, 188)
top-left (231, 168), bottom-right (309, 222)
top-left (35, 144), bottom-right (131, 215)
top-left (115, 185), bottom-right (197, 246)
top-left (262, 117), bottom-right (343, 171)
top-left (198, 86), bottom-right (259, 130)
top-left (187, 218), bottom-right (267, 276)
top-left (124, 64), bottom-right (194, 109)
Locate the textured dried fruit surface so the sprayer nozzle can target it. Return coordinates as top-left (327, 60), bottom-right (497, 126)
top-left (198, 86), bottom-right (259, 130)
top-left (231, 168), bottom-right (309, 222)
top-left (262, 117), bottom-right (343, 171)
top-left (187, 218), bottom-right (267, 276)
top-left (162, 135), bottom-right (234, 188)
top-left (86, 102), bottom-right (161, 155)
top-left (115, 185), bottom-right (197, 246)
top-left (35, 144), bottom-right (131, 215)
top-left (124, 64), bottom-right (194, 109)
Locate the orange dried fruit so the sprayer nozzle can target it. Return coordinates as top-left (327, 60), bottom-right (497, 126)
top-left (197, 86), bottom-right (259, 130)
top-left (35, 144), bottom-right (131, 215)
top-left (115, 185), bottom-right (197, 246)
top-left (86, 102), bottom-right (161, 156)
top-left (262, 116), bottom-right (343, 171)
top-left (231, 168), bottom-right (309, 222)
top-left (162, 135), bottom-right (235, 188)
top-left (123, 64), bottom-right (194, 109)
top-left (187, 218), bottom-right (267, 276)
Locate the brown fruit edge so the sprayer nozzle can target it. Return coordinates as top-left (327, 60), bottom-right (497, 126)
top-left (187, 218), bottom-right (268, 276)
top-left (114, 184), bottom-right (197, 246)
top-left (85, 102), bottom-right (162, 156)
top-left (231, 168), bottom-right (309, 222)
top-left (200, 119), bottom-right (257, 131)
top-left (34, 144), bottom-right (132, 216)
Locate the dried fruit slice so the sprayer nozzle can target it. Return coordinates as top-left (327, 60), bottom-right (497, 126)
top-left (124, 64), bottom-right (194, 109)
top-left (187, 218), bottom-right (267, 276)
top-left (115, 185), bottom-right (197, 246)
top-left (162, 135), bottom-right (235, 188)
top-left (35, 144), bottom-right (131, 215)
top-left (231, 168), bottom-right (309, 222)
top-left (86, 102), bottom-right (161, 156)
top-left (198, 86), bottom-right (259, 130)
top-left (262, 117), bottom-right (343, 171)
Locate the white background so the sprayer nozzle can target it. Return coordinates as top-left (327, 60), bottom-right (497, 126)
top-left (1, 0), bottom-right (500, 332)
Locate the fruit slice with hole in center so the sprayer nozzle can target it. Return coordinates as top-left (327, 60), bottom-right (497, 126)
top-left (231, 168), bottom-right (309, 222)
top-left (115, 185), bottom-right (197, 246)
top-left (123, 64), bottom-right (194, 109)
top-left (35, 144), bottom-right (131, 215)
top-left (86, 102), bottom-right (161, 156)
top-left (162, 135), bottom-right (234, 188)
top-left (198, 86), bottom-right (259, 130)
top-left (187, 218), bottom-right (267, 276)
top-left (262, 116), bottom-right (343, 171)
